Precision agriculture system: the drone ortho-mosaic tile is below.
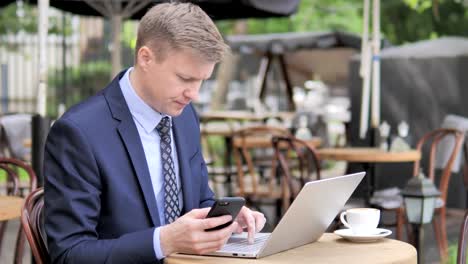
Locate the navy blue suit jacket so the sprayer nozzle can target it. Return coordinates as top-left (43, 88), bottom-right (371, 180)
top-left (44, 71), bottom-right (215, 263)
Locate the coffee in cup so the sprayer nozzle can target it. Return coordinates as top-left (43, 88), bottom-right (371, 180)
top-left (340, 208), bottom-right (380, 235)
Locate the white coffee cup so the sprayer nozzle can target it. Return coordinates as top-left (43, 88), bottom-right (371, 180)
top-left (340, 208), bottom-right (380, 235)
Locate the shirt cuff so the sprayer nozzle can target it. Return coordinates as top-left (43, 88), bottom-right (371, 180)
top-left (153, 227), bottom-right (166, 260)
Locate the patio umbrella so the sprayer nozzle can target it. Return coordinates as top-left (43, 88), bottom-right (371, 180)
top-left (40, 0), bottom-right (299, 20)
top-left (1, 0), bottom-right (299, 114)
top-left (1, 0), bottom-right (299, 76)
top-left (51, 0), bottom-right (299, 75)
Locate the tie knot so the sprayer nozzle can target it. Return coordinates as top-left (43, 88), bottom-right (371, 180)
top-left (156, 117), bottom-right (171, 137)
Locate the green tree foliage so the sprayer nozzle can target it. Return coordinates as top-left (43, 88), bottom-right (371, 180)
top-left (217, 0), bottom-right (364, 35)
top-left (216, 0), bottom-right (468, 45)
top-left (48, 60), bottom-right (112, 108)
top-left (0, 2), bottom-right (71, 36)
top-left (0, 3), bottom-right (37, 35)
top-left (382, 0), bottom-right (468, 44)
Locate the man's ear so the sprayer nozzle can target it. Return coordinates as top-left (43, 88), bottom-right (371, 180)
top-left (136, 46), bottom-right (154, 71)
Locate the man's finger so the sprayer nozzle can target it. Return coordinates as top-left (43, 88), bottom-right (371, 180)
top-left (197, 221), bottom-right (236, 243)
top-left (200, 214), bottom-right (233, 230)
top-left (254, 212), bottom-right (266, 233)
top-left (191, 240), bottom-right (227, 255)
top-left (234, 224), bottom-right (243, 234)
top-left (188, 207), bottom-right (212, 219)
top-left (243, 211), bottom-right (255, 244)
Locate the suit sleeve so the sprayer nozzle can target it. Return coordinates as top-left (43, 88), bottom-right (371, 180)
top-left (44, 117), bottom-right (158, 264)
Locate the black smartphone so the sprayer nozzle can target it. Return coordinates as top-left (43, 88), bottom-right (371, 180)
top-left (205, 197), bottom-right (245, 231)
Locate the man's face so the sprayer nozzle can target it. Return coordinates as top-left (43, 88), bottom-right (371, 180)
top-left (135, 47), bottom-right (215, 116)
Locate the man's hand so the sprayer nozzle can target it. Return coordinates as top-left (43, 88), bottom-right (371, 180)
top-left (233, 206), bottom-right (266, 244)
top-left (160, 208), bottom-right (238, 256)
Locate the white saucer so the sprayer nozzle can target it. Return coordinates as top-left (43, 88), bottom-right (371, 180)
top-left (334, 228), bottom-right (392, 243)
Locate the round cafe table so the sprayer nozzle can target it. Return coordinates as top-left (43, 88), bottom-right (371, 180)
top-left (166, 233), bottom-right (417, 264)
top-left (0, 196), bottom-right (24, 221)
top-left (316, 147), bottom-right (421, 163)
top-left (316, 147), bottom-right (421, 203)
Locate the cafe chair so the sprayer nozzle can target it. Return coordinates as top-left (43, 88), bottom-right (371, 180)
top-left (21, 187), bottom-right (49, 264)
top-left (413, 128), bottom-right (464, 260)
top-left (0, 164), bottom-right (19, 257)
top-left (373, 128), bottom-right (464, 260)
top-left (458, 210), bottom-right (468, 264)
top-left (271, 135), bottom-right (321, 212)
top-left (272, 135), bottom-right (366, 230)
top-left (0, 158), bottom-right (38, 263)
top-left (0, 163), bottom-right (20, 196)
top-left (0, 157), bottom-right (37, 197)
top-left (231, 125), bottom-right (291, 222)
top-left (440, 115), bottom-right (468, 206)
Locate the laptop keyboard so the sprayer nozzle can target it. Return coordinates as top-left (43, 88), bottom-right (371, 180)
top-left (221, 233), bottom-right (270, 253)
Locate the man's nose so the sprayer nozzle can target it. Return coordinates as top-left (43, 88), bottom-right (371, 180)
top-left (183, 85), bottom-right (200, 101)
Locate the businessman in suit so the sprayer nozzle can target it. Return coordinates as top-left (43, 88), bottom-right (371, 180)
top-left (44, 3), bottom-right (266, 263)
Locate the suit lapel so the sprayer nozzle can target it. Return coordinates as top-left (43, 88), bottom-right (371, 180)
top-left (172, 114), bottom-right (195, 213)
top-left (104, 72), bottom-right (161, 227)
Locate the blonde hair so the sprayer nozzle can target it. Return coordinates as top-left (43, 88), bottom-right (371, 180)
top-left (135, 2), bottom-right (229, 63)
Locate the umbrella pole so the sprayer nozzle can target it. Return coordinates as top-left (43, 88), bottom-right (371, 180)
top-left (37, 0), bottom-right (49, 116)
top-left (111, 14), bottom-right (122, 77)
top-left (371, 0), bottom-right (381, 129)
top-left (359, 0), bottom-right (371, 139)
top-left (32, 0), bottom-right (51, 191)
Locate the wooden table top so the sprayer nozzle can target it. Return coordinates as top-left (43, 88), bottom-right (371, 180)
top-left (166, 233), bottom-right (417, 264)
top-left (201, 124), bottom-right (237, 137)
top-left (0, 196), bottom-right (24, 221)
top-left (317, 147), bottom-right (421, 163)
top-left (233, 136), bottom-right (322, 149)
top-left (200, 111), bottom-right (294, 122)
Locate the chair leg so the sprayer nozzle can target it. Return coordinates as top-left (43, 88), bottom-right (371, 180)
top-left (13, 225), bottom-right (25, 264)
top-left (432, 216), bottom-right (445, 261)
top-left (0, 221), bottom-right (7, 256)
top-left (406, 221), bottom-right (414, 245)
top-left (439, 210), bottom-right (449, 261)
top-left (395, 207), bottom-right (404, 240)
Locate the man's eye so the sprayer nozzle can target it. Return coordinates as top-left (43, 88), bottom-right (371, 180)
top-left (179, 76), bottom-right (190, 82)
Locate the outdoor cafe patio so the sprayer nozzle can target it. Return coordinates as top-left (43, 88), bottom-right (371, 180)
top-left (1, 0), bottom-right (468, 263)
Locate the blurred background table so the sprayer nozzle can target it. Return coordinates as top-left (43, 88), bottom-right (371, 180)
top-left (232, 135), bottom-right (321, 149)
top-left (166, 233), bottom-right (417, 264)
top-left (200, 111), bottom-right (294, 123)
top-left (200, 111), bottom-right (296, 197)
top-left (0, 196), bottom-right (23, 221)
top-left (317, 147), bottom-right (421, 203)
top-left (317, 147), bottom-right (421, 163)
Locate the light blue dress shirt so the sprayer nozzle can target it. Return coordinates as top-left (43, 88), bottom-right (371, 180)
top-left (120, 67), bottom-right (183, 260)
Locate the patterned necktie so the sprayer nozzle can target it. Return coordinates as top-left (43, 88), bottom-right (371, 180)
top-left (156, 116), bottom-right (181, 224)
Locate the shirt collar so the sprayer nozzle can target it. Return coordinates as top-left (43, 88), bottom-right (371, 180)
top-left (119, 67), bottom-right (171, 133)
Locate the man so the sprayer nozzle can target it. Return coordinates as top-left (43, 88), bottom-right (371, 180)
top-left (44, 3), bottom-right (265, 263)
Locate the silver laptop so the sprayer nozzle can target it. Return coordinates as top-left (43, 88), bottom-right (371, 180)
top-left (204, 172), bottom-right (365, 258)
